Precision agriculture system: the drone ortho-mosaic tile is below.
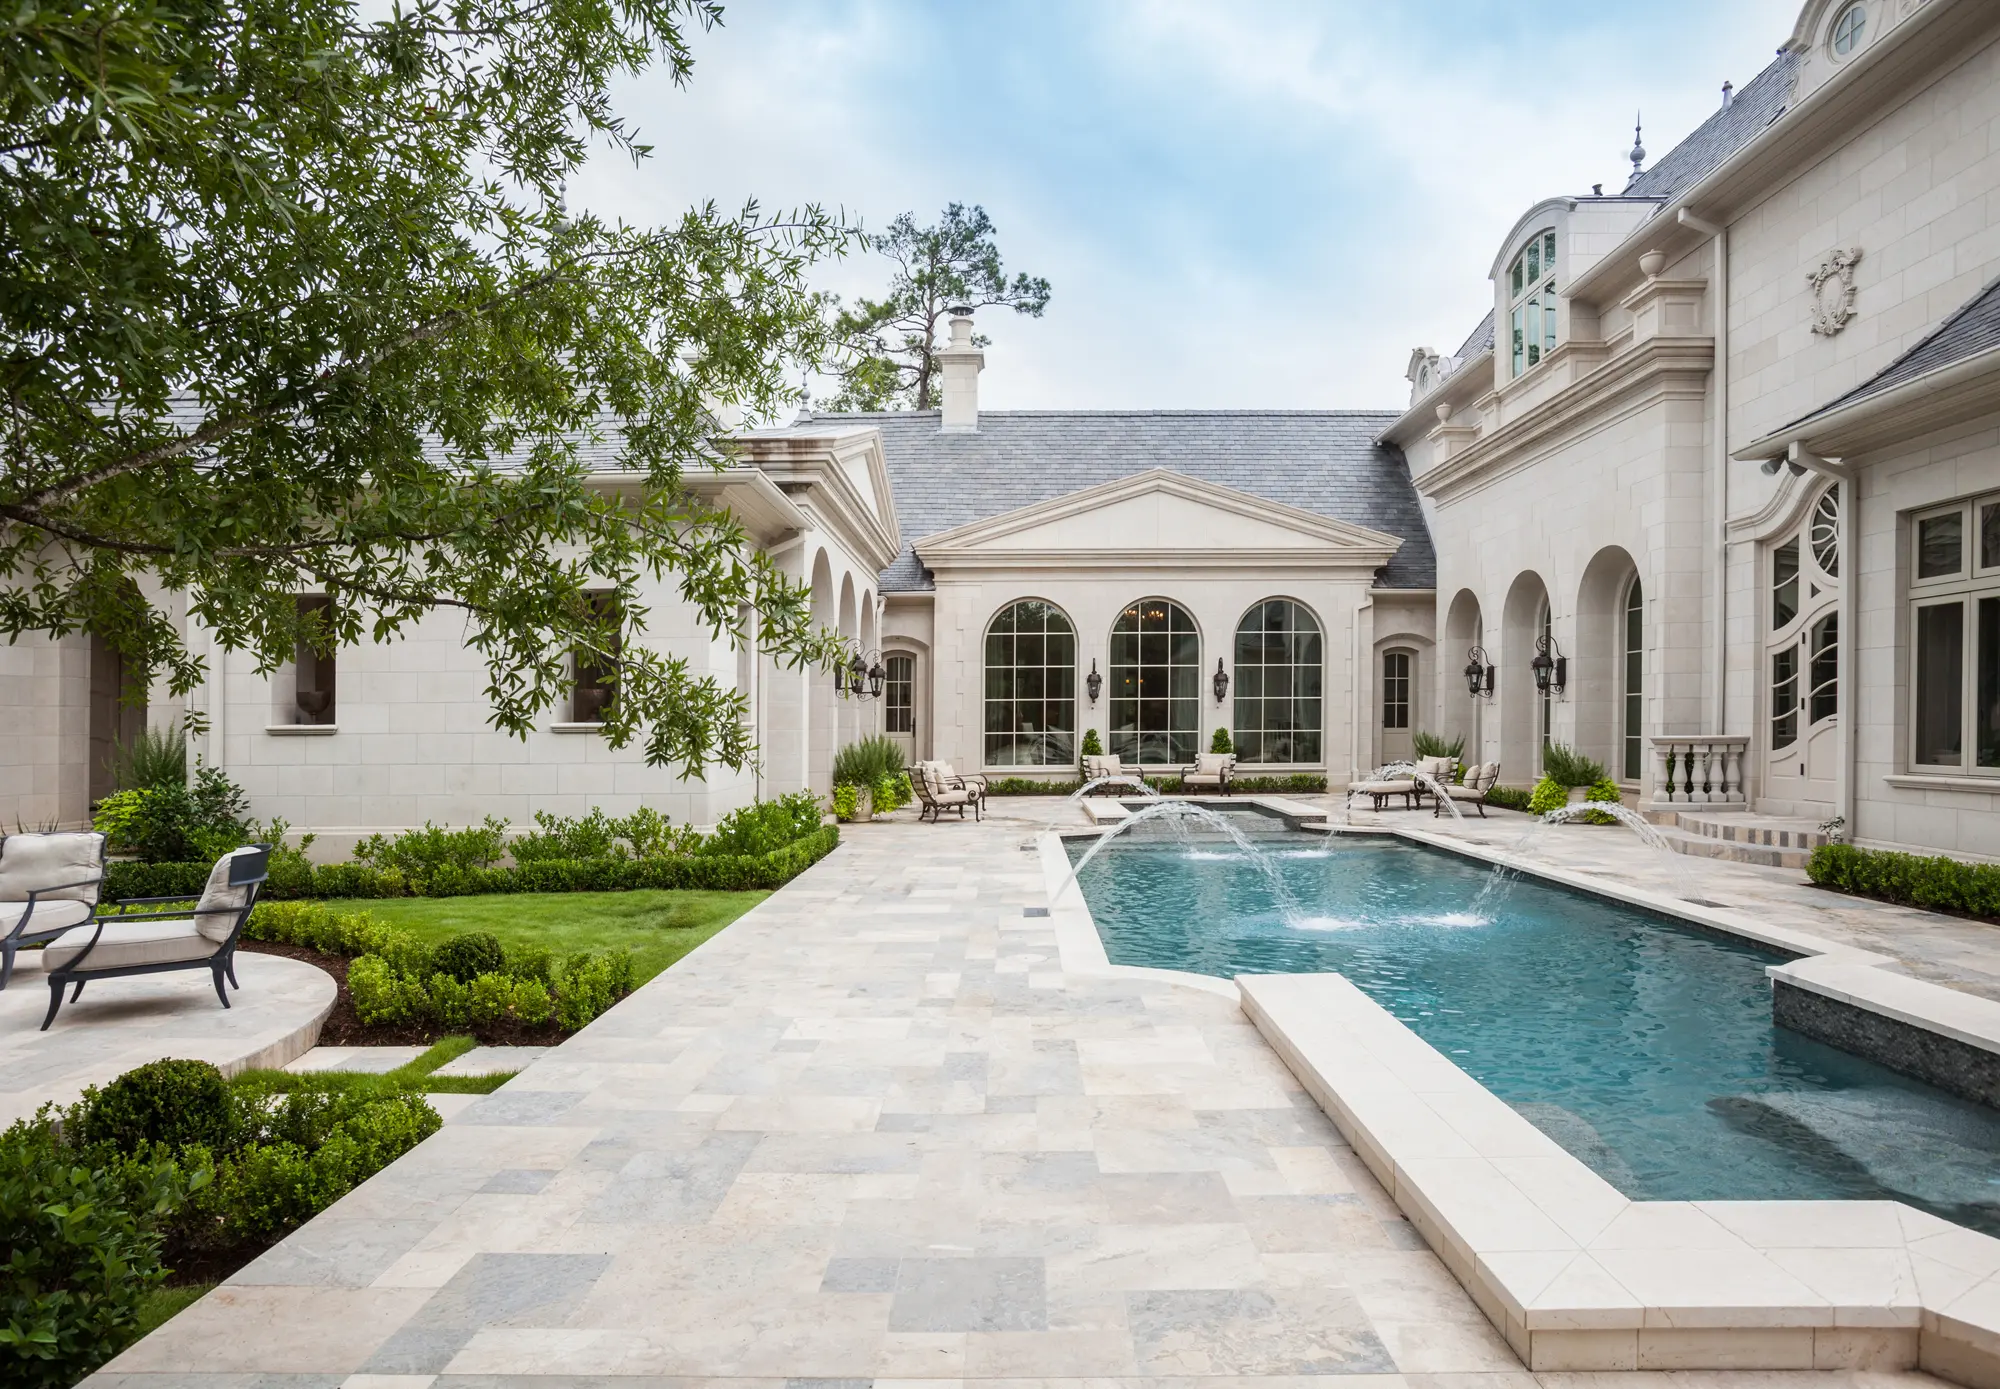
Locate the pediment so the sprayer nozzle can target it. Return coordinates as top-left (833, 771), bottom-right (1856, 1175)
top-left (915, 468), bottom-right (1402, 571)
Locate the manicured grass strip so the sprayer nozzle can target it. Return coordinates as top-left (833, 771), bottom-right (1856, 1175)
top-left (234, 1036), bottom-right (514, 1096)
top-left (134, 1282), bottom-right (213, 1330)
top-left (319, 888), bottom-right (766, 983)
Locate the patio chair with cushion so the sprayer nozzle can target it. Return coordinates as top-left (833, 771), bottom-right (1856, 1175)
top-left (1181, 751), bottom-right (1236, 795)
top-left (912, 762), bottom-right (985, 823)
top-left (39, 844), bottom-right (270, 1030)
top-left (0, 831), bottom-right (108, 990)
top-left (1437, 762), bottom-right (1502, 817)
top-left (1349, 770), bottom-right (1419, 811)
top-left (1081, 753), bottom-right (1135, 791)
top-left (1411, 755), bottom-right (1459, 806)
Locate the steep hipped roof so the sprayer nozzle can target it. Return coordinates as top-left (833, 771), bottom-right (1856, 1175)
top-left (1455, 311), bottom-right (1495, 361)
top-left (807, 410), bottom-right (1435, 594)
top-left (1625, 48), bottom-right (1801, 201)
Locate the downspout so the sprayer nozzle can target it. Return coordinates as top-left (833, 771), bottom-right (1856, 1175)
top-left (1839, 469), bottom-right (1857, 839)
top-left (1679, 209), bottom-right (1729, 739)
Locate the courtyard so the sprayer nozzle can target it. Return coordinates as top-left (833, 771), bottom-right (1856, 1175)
top-left (81, 795), bottom-right (2000, 1386)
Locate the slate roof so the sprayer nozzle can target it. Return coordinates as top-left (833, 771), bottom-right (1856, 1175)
top-left (1455, 311), bottom-right (1495, 361)
top-left (1625, 48), bottom-right (1801, 202)
top-left (1781, 273), bottom-right (2000, 430)
top-left (805, 410), bottom-right (1436, 594)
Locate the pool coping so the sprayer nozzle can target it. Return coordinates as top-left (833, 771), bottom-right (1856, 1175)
top-left (1037, 808), bottom-right (2000, 1383)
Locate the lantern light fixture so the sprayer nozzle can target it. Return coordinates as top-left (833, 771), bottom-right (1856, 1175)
top-left (1531, 635), bottom-right (1568, 697)
top-left (1086, 659), bottom-right (1103, 705)
top-left (835, 644), bottom-right (887, 700)
top-left (1212, 659), bottom-right (1230, 705)
top-left (1464, 647), bottom-right (1495, 699)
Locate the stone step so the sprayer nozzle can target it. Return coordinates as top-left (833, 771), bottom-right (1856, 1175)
top-left (1650, 825), bottom-right (1812, 871)
top-left (1665, 809), bottom-right (1832, 852)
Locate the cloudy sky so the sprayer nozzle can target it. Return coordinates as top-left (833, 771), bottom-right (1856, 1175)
top-left (571, 0), bottom-right (1800, 412)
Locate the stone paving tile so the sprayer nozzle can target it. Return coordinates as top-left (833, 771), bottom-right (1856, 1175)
top-left (286, 1045), bottom-right (429, 1074)
top-left (433, 1045), bottom-right (549, 1077)
top-left (88, 800), bottom-right (1966, 1388)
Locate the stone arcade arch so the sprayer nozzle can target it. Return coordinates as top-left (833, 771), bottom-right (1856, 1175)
top-left (1501, 571), bottom-right (1553, 780)
top-left (1443, 589), bottom-right (1485, 761)
top-left (1576, 547), bottom-right (1644, 783)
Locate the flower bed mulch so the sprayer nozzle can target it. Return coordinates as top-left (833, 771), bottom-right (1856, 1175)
top-left (239, 940), bottom-right (574, 1047)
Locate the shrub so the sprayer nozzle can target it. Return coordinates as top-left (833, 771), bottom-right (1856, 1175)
top-left (468, 973), bottom-right (514, 1026)
top-left (505, 943), bottom-right (555, 985)
top-left (0, 1116), bottom-right (198, 1389)
top-left (353, 818), bottom-right (509, 881)
top-left (831, 785), bottom-right (860, 822)
top-left (1483, 784), bottom-right (1533, 812)
top-left (1527, 776), bottom-right (1568, 816)
top-left (1232, 774), bottom-right (1329, 793)
top-left (73, 1059), bottom-right (238, 1155)
top-left (91, 789), bottom-right (147, 851)
top-left (510, 808), bottom-right (622, 863)
top-left (1540, 743), bottom-right (1605, 789)
top-left (110, 721), bottom-right (190, 792)
top-left (611, 807), bottom-right (701, 860)
top-left (510, 977), bottom-right (554, 1024)
top-left (117, 764), bottom-right (250, 863)
top-left (699, 791), bottom-right (824, 857)
top-left (1411, 730), bottom-right (1466, 760)
top-left (431, 931), bottom-right (505, 983)
top-left (1210, 727), bottom-right (1233, 754)
top-left (1807, 842), bottom-right (2000, 919)
top-left (1079, 728), bottom-right (1103, 758)
top-left (832, 735), bottom-right (905, 792)
top-left (984, 777), bottom-right (1083, 796)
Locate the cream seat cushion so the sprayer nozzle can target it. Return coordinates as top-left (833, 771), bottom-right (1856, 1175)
top-left (1354, 779), bottom-right (1416, 794)
top-left (193, 846), bottom-right (263, 943)
top-left (42, 919), bottom-right (212, 971)
top-left (1193, 753), bottom-right (1233, 775)
top-left (0, 899), bottom-right (92, 935)
top-left (0, 832), bottom-right (105, 905)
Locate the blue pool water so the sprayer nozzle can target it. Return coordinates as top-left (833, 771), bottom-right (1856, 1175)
top-left (1070, 822), bottom-right (2000, 1233)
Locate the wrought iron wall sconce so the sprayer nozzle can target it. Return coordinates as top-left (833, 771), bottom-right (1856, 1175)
top-left (1464, 647), bottom-right (1495, 698)
top-left (1212, 659), bottom-right (1230, 704)
top-left (1086, 659), bottom-right (1103, 705)
top-left (835, 645), bottom-right (885, 700)
top-left (1531, 635), bottom-right (1568, 697)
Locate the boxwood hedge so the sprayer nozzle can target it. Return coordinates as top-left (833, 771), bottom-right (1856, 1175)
top-left (1806, 841), bottom-right (2000, 920)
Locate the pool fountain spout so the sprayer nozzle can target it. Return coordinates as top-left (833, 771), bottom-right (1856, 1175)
top-left (1474, 798), bottom-right (1696, 912)
top-left (1059, 799), bottom-right (1304, 925)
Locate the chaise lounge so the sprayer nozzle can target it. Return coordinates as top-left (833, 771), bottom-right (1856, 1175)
top-left (0, 831), bottom-right (108, 990)
top-left (39, 844), bottom-right (270, 1029)
top-left (1436, 762), bottom-right (1502, 817)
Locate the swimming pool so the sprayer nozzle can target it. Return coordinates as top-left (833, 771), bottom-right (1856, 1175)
top-left (1068, 824), bottom-right (2000, 1234)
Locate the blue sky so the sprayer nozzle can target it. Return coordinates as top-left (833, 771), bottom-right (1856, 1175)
top-left (571, 0), bottom-right (1800, 411)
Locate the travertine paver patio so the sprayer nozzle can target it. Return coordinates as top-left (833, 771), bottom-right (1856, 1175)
top-left (93, 798), bottom-right (1966, 1388)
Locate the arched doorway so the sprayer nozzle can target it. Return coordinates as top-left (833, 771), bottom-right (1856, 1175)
top-left (1109, 597), bottom-right (1199, 765)
top-left (1767, 483), bottom-right (1841, 809)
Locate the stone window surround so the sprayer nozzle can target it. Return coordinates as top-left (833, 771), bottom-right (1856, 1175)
top-left (1905, 492), bottom-right (2000, 779)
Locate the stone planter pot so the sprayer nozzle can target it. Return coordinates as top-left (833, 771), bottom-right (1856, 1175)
top-left (1565, 785), bottom-right (1591, 806)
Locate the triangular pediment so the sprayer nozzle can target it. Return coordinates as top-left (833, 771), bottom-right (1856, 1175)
top-left (915, 468), bottom-right (1402, 571)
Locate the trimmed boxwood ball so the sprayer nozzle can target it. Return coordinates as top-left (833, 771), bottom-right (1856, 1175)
top-left (75, 1058), bottom-right (237, 1154)
top-left (431, 931), bottom-right (505, 983)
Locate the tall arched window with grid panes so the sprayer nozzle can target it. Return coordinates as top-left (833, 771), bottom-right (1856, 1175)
top-left (983, 600), bottom-right (1076, 768)
top-left (1509, 230), bottom-right (1558, 378)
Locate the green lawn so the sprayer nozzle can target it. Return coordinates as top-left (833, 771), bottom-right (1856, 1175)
top-left (321, 889), bottom-right (766, 983)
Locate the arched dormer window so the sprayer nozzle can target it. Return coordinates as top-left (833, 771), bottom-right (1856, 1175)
top-left (1509, 230), bottom-right (1558, 378)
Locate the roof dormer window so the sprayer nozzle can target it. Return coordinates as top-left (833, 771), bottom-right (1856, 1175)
top-left (1831, 3), bottom-right (1865, 56)
top-left (1509, 230), bottom-right (1558, 378)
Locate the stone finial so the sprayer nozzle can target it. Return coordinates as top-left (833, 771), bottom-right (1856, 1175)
top-left (1625, 113), bottom-right (1646, 189)
top-left (1639, 250), bottom-right (1667, 279)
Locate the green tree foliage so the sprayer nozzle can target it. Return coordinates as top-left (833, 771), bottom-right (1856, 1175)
top-left (826, 204), bottom-right (1051, 411)
top-left (0, 0), bottom-right (850, 775)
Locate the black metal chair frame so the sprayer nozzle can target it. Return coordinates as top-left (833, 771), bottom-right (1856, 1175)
top-left (41, 845), bottom-right (270, 1030)
top-left (0, 834), bottom-right (108, 991)
top-left (915, 764), bottom-right (985, 823)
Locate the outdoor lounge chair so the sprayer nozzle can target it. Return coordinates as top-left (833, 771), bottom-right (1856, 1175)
top-left (1181, 751), bottom-right (1236, 795)
top-left (1081, 754), bottom-right (1135, 791)
top-left (1411, 755), bottom-right (1458, 807)
top-left (39, 844), bottom-right (270, 1030)
top-left (1436, 762), bottom-right (1501, 817)
top-left (913, 762), bottom-right (985, 822)
top-left (0, 831), bottom-right (108, 991)
top-left (1350, 770), bottom-right (1418, 811)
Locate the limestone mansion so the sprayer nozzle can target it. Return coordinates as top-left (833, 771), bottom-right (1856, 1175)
top-left (7, 0), bottom-right (2000, 862)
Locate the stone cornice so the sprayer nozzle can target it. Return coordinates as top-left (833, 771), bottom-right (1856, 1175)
top-left (920, 550), bottom-right (1398, 579)
top-left (1418, 336), bottom-right (1716, 504)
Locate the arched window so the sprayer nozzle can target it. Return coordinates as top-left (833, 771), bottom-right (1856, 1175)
top-left (1110, 598), bottom-right (1200, 765)
top-left (983, 601), bottom-right (1075, 767)
top-left (1509, 229), bottom-right (1558, 378)
top-left (1622, 578), bottom-right (1644, 780)
top-left (1233, 599), bottom-right (1324, 764)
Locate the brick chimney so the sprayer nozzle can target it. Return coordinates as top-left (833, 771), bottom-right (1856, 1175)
top-left (937, 305), bottom-right (983, 433)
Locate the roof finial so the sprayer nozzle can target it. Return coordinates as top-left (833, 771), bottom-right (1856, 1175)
top-left (1625, 112), bottom-right (1646, 189)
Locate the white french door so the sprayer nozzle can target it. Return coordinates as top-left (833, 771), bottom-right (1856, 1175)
top-left (1765, 486), bottom-right (1840, 809)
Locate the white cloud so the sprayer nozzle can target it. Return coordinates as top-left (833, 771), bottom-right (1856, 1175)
top-left (568, 0), bottom-right (1801, 409)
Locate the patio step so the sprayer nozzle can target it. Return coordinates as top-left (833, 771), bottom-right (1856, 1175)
top-left (1644, 810), bottom-right (1832, 871)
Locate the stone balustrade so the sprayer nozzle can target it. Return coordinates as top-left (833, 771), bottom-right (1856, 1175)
top-left (1646, 735), bottom-right (1749, 807)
